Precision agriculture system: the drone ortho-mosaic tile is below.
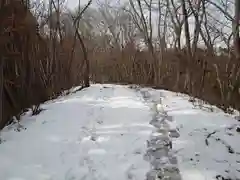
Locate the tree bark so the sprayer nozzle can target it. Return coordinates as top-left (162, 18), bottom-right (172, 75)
top-left (181, 0), bottom-right (191, 57)
top-left (0, 57), bottom-right (3, 127)
top-left (233, 0), bottom-right (240, 59)
top-left (76, 31), bottom-right (90, 87)
top-left (181, 0), bottom-right (192, 92)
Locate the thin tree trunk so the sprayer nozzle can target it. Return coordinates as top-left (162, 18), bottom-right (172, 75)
top-left (74, 0), bottom-right (92, 87)
top-left (188, 0), bottom-right (203, 57)
top-left (181, 0), bottom-right (191, 57)
top-left (0, 2), bottom-right (3, 128)
top-left (233, 0), bottom-right (240, 59)
top-left (181, 0), bottom-right (192, 92)
top-left (76, 31), bottom-right (90, 87)
top-left (0, 57), bottom-right (3, 127)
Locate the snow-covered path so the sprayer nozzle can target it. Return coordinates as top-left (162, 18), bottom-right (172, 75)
top-left (0, 84), bottom-right (161, 180)
top-left (0, 84), bottom-right (240, 180)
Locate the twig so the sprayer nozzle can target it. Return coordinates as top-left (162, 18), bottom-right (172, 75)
top-left (205, 130), bottom-right (217, 146)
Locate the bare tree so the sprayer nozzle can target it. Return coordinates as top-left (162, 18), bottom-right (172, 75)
top-left (187, 0), bottom-right (204, 56)
top-left (73, 0), bottom-right (93, 87)
top-left (157, 0), bottom-right (167, 51)
top-left (181, 0), bottom-right (191, 56)
top-left (204, 0), bottom-right (240, 57)
top-left (166, 0), bottom-right (184, 50)
top-left (128, 0), bottom-right (158, 83)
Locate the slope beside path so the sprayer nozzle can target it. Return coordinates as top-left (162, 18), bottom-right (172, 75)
top-left (0, 84), bottom-right (239, 180)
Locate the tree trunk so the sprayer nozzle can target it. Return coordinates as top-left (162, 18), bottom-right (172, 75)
top-left (233, 0), bottom-right (240, 59)
top-left (181, 0), bottom-right (192, 92)
top-left (76, 31), bottom-right (90, 87)
top-left (0, 57), bottom-right (3, 127)
top-left (181, 0), bottom-right (191, 57)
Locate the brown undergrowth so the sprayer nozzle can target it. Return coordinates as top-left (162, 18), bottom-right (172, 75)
top-left (1, 0), bottom-right (239, 129)
top-left (0, 0), bottom-right (87, 129)
top-left (90, 44), bottom-right (240, 114)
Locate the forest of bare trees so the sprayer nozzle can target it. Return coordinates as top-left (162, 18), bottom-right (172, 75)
top-left (0, 0), bottom-right (240, 128)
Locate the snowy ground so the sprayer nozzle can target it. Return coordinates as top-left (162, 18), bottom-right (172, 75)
top-left (0, 84), bottom-right (240, 180)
